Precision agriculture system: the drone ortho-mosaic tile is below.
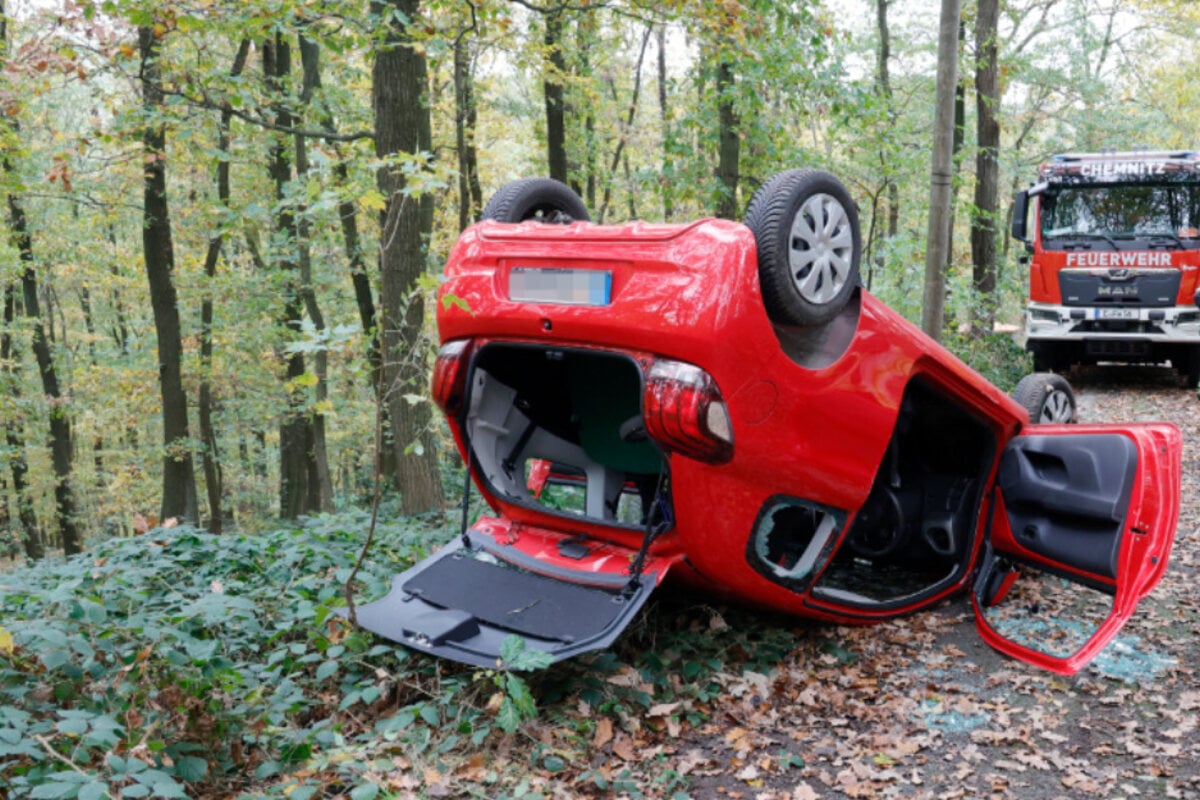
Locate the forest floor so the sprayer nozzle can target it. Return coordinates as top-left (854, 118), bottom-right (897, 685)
top-left (564, 364), bottom-right (1200, 800)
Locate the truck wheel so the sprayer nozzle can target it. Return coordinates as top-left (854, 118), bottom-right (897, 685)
top-left (1013, 372), bottom-right (1077, 424)
top-left (745, 169), bottom-right (861, 327)
top-left (481, 178), bottom-right (589, 223)
top-left (1177, 348), bottom-right (1200, 387)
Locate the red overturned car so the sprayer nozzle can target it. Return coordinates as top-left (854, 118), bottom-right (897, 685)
top-left (355, 170), bottom-right (1182, 675)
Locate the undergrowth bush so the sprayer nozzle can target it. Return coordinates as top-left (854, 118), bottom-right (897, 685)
top-left (0, 513), bottom-right (463, 799)
top-left (0, 510), bottom-right (824, 798)
top-left (944, 330), bottom-right (1034, 393)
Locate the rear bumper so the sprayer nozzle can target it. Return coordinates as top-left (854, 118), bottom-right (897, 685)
top-left (1026, 302), bottom-right (1200, 343)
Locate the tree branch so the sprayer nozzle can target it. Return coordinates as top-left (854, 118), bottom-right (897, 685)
top-left (160, 86), bottom-right (374, 142)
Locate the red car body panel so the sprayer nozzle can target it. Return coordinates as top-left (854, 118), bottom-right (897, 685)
top-left (353, 216), bottom-right (1181, 673)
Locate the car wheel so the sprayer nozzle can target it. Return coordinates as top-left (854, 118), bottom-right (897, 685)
top-left (1013, 372), bottom-right (1077, 424)
top-left (745, 169), bottom-right (861, 326)
top-left (480, 178), bottom-right (589, 223)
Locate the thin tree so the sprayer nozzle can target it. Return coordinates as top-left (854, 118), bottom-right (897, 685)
top-left (197, 39), bottom-right (250, 533)
top-left (657, 24), bottom-right (674, 221)
top-left (971, 0), bottom-right (1001, 336)
top-left (1, 3), bottom-right (83, 554)
top-left (373, 0), bottom-right (444, 513)
top-left (139, 23), bottom-right (198, 523)
top-left (876, 0), bottom-right (898, 238)
top-left (453, 22), bottom-right (483, 230)
top-left (263, 32), bottom-right (328, 518)
top-left (295, 33), bottom-right (335, 510)
top-left (1, 284), bottom-right (41, 559)
top-left (598, 25), bottom-right (653, 222)
top-left (922, 0), bottom-right (962, 341)
top-left (543, 8), bottom-right (568, 183)
top-left (715, 55), bottom-right (739, 219)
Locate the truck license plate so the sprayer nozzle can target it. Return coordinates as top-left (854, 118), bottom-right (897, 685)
top-left (1095, 308), bottom-right (1138, 320)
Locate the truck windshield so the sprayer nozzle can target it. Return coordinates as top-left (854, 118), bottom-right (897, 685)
top-left (1040, 183), bottom-right (1200, 248)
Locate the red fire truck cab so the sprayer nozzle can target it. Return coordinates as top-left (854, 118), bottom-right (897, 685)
top-left (1012, 150), bottom-right (1200, 383)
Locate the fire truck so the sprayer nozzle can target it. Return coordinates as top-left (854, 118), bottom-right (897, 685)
top-left (1011, 150), bottom-right (1200, 384)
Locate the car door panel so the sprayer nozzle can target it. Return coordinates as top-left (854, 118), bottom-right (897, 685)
top-left (975, 422), bottom-right (1180, 674)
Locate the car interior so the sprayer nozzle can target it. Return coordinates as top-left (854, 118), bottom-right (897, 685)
top-left (464, 343), bottom-right (668, 529)
top-left (809, 377), bottom-right (997, 607)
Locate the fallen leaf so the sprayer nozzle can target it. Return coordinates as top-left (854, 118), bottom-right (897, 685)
top-left (593, 718), bottom-right (613, 750)
top-left (611, 735), bottom-right (636, 761)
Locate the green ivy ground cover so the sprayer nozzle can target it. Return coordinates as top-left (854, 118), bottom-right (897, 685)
top-left (0, 513), bottom-right (474, 799)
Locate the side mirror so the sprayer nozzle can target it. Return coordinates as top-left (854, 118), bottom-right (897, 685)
top-left (1011, 190), bottom-right (1029, 242)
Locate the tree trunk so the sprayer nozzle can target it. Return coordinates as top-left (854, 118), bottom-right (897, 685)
top-left (971, 0), bottom-right (1000, 337)
top-left (139, 25), bottom-right (198, 524)
top-left (263, 33), bottom-right (323, 519)
top-left (296, 34), bottom-right (334, 512)
top-left (543, 10), bottom-right (568, 183)
top-left (196, 39), bottom-right (250, 533)
top-left (8, 195), bottom-right (83, 554)
top-left (1, 283), bottom-right (42, 559)
top-left (921, 0), bottom-right (961, 341)
top-left (657, 25), bottom-right (674, 221)
top-left (598, 26), bottom-right (652, 222)
top-left (453, 32), bottom-right (482, 230)
top-left (300, 39), bottom-right (381, 401)
top-left (577, 14), bottom-right (597, 209)
top-left (947, 20), bottom-right (966, 271)
top-left (373, 0), bottom-right (444, 514)
top-left (876, 0), bottom-right (898, 237)
top-left (715, 57), bottom-right (739, 219)
top-left (77, 286), bottom-right (107, 489)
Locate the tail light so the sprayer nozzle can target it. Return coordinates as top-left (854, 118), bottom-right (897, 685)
top-left (643, 359), bottom-right (733, 464)
top-left (432, 339), bottom-right (472, 416)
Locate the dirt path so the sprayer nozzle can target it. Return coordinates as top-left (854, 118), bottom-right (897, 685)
top-left (660, 365), bottom-right (1200, 800)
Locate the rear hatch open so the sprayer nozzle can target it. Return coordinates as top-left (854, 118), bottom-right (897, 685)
top-left (353, 528), bottom-right (674, 667)
top-left (355, 342), bottom-right (714, 667)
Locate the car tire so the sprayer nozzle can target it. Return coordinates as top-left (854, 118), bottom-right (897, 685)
top-left (745, 169), bottom-right (861, 326)
top-left (480, 178), bottom-right (589, 223)
top-left (1013, 372), bottom-right (1077, 424)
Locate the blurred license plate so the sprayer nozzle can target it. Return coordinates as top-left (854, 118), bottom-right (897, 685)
top-left (1096, 308), bottom-right (1138, 320)
top-left (510, 268), bottom-right (612, 306)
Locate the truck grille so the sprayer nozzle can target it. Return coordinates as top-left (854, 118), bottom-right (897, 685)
top-left (1058, 269), bottom-right (1179, 307)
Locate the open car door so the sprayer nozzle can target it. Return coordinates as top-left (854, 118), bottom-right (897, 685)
top-left (352, 524), bottom-right (677, 668)
top-left (973, 422), bottom-right (1181, 675)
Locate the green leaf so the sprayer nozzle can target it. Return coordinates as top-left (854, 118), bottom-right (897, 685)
top-left (440, 294), bottom-right (471, 314)
top-left (79, 782), bottom-right (110, 800)
top-left (418, 703), bottom-right (440, 726)
top-left (505, 673), bottom-right (536, 717)
top-left (174, 756), bottom-right (207, 782)
top-left (496, 696), bottom-right (522, 734)
top-left (349, 783), bottom-right (379, 800)
top-left (499, 635), bottom-right (554, 671)
top-left (315, 660), bottom-right (338, 680)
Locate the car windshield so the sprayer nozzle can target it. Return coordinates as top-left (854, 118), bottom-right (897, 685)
top-left (1040, 182), bottom-right (1200, 248)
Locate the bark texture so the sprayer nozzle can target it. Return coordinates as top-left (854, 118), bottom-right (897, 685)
top-left (373, 0), bottom-right (444, 513)
top-left (971, 0), bottom-right (1001, 336)
top-left (715, 58), bottom-right (739, 220)
top-left (921, 0), bottom-right (961, 341)
top-left (140, 26), bottom-right (198, 523)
